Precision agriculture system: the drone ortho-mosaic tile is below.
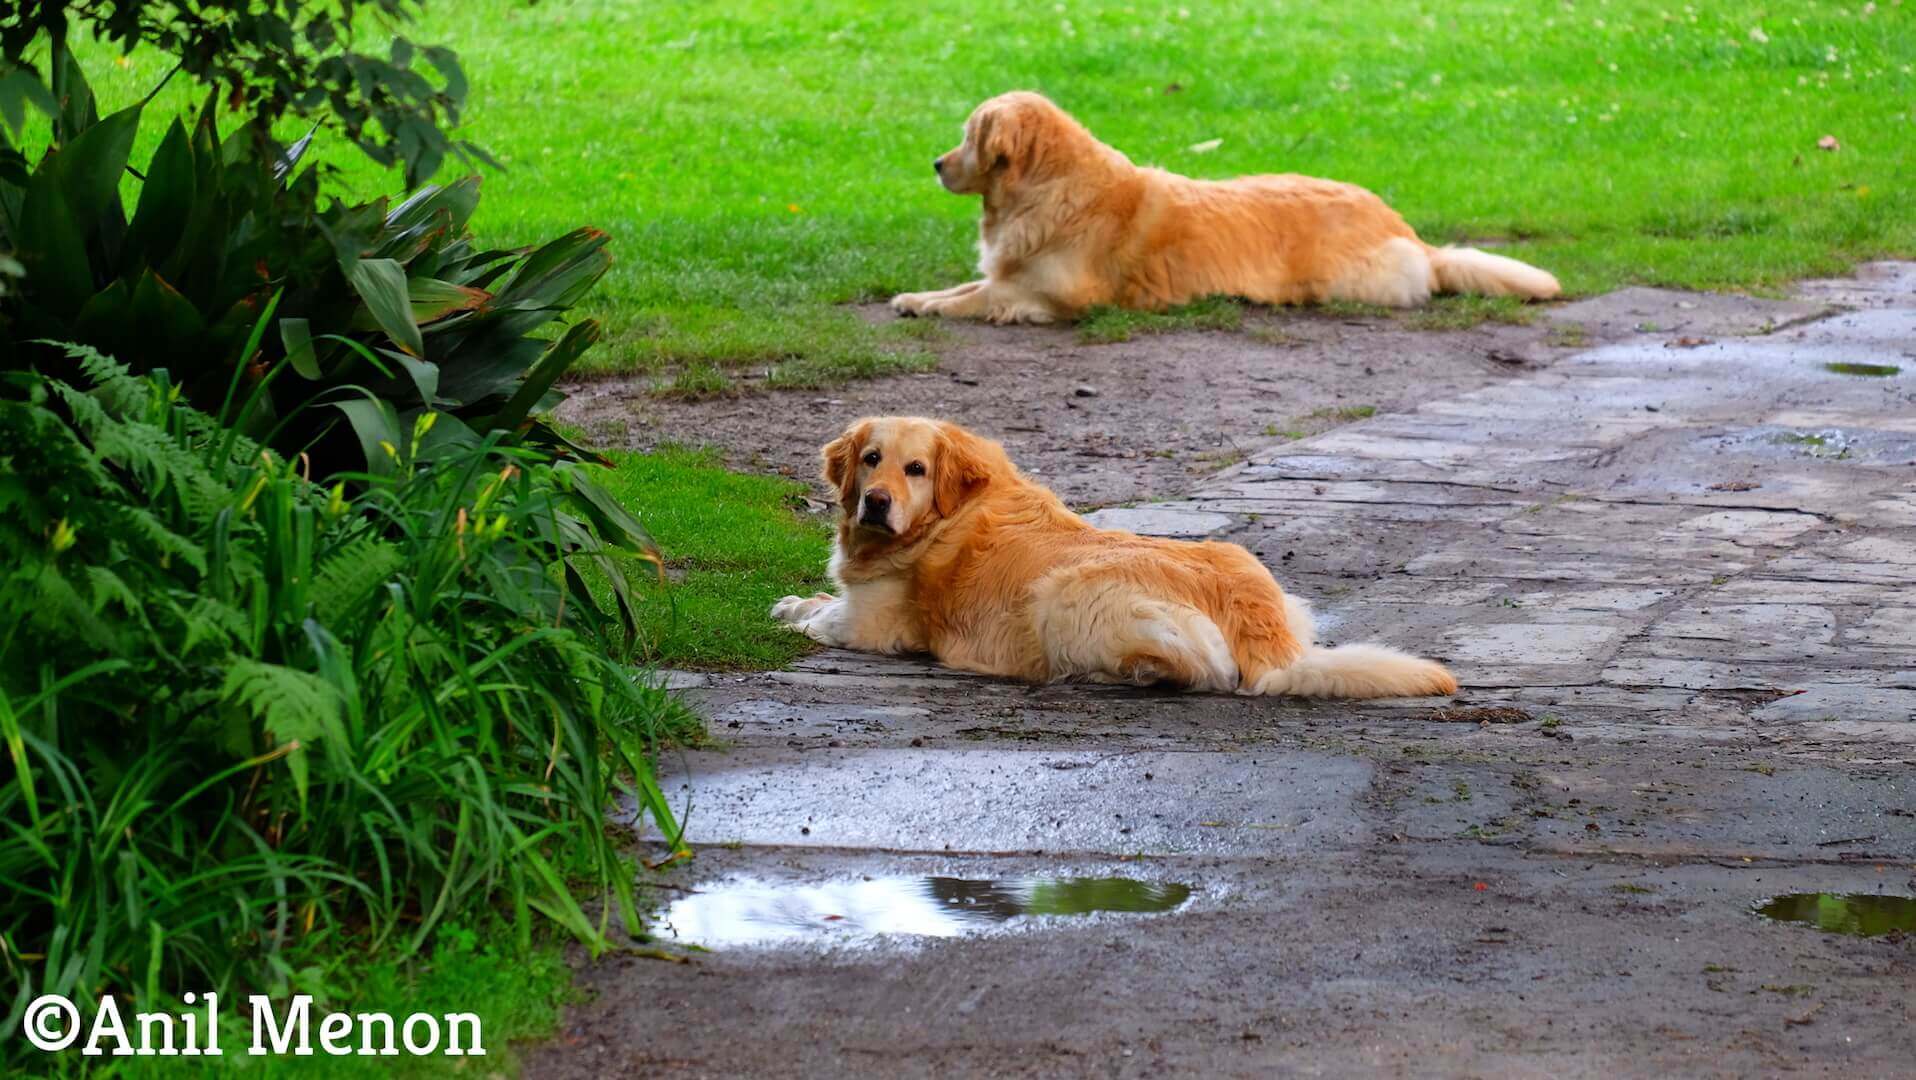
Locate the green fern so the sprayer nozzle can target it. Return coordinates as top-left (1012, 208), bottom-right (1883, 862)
top-left (57, 340), bottom-right (131, 385)
top-left (105, 503), bottom-right (207, 575)
top-left (3, 345), bottom-right (684, 1039)
top-left (220, 659), bottom-right (344, 747)
top-left (83, 565), bottom-right (142, 618)
top-left (178, 596), bottom-right (251, 659)
top-left (313, 536), bottom-right (406, 626)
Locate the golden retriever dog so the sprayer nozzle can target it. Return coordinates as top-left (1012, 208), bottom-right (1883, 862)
top-left (891, 91), bottom-right (1559, 324)
top-left (772, 417), bottom-right (1457, 699)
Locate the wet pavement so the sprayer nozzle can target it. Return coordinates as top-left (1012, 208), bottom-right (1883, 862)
top-left (527, 266), bottom-right (1916, 1078)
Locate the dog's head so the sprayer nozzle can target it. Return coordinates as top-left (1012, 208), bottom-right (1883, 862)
top-left (821, 417), bottom-right (1002, 545)
top-left (933, 91), bottom-right (1098, 197)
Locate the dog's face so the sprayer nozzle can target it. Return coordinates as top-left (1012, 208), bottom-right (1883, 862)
top-left (932, 91), bottom-right (1071, 196)
top-left (822, 417), bottom-right (997, 542)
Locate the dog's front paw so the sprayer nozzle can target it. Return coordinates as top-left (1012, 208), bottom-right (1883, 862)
top-left (771, 595), bottom-right (810, 624)
top-left (890, 292), bottom-right (927, 317)
top-left (771, 592), bottom-right (834, 625)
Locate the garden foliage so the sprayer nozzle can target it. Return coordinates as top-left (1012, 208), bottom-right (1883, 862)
top-left (0, 347), bottom-right (685, 1032)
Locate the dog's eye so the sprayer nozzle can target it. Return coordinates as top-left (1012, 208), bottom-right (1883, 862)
top-left (905, 461), bottom-right (926, 477)
top-left (862, 450), bottom-right (881, 466)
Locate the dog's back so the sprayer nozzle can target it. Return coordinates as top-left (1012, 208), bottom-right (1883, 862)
top-left (928, 468), bottom-right (1457, 699)
top-left (1122, 169), bottom-right (1424, 307)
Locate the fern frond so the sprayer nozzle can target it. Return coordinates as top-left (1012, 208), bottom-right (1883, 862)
top-left (88, 418), bottom-right (229, 522)
top-left (84, 565), bottom-right (143, 618)
top-left (220, 659), bottom-right (344, 747)
top-left (52, 341), bottom-right (131, 386)
top-left (20, 561), bottom-right (117, 651)
top-left (105, 504), bottom-right (208, 576)
top-left (48, 378), bottom-right (115, 438)
top-left (313, 537), bottom-right (406, 627)
top-left (178, 596), bottom-right (251, 659)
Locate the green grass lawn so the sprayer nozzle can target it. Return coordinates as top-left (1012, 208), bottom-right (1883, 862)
top-left (595, 447), bottom-right (832, 670)
top-left (67, 0), bottom-right (1916, 395)
top-left (53, 925), bottom-right (572, 1078)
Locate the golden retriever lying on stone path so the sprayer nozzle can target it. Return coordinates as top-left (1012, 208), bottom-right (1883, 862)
top-left (891, 91), bottom-right (1560, 324)
top-left (773, 417), bottom-right (1457, 699)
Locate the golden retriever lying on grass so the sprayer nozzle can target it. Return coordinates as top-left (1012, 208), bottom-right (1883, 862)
top-left (773, 417), bottom-right (1457, 699)
top-left (892, 91), bottom-right (1559, 324)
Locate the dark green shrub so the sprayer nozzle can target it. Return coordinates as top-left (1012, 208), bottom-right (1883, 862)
top-left (0, 346), bottom-right (686, 1035)
top-left (1, 65), bottom-right (612, 479)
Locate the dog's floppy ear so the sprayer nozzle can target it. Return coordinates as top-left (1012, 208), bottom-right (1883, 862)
top-left (977, 103), bottom-right (1033, 185)
top-left (934, 422), bottom-right (997, 517)
top-left (822, 420), bottom-right (872, 514)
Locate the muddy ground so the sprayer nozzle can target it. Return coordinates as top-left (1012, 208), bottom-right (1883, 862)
top-left (560, 306), bottom-right (1580, 508)
top-left (557, 286), bottom-right (1836, 510)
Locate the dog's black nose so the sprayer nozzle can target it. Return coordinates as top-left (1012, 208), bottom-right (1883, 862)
top-left (933, 158), bottom-right (944, 174)
top-left (863, 489), bottom-right (892, 514)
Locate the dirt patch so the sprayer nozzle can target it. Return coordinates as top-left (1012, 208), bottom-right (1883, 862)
top-left (1424, 706), bottom-right (1534, 724)
top-left (557, 306), bottom-right (1583, 508)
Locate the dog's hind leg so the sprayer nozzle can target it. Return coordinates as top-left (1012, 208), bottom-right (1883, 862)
top-left (1035, 573), bottom-right (1240, 690)
top-left (1325, 236), bottom-right (1435, 308)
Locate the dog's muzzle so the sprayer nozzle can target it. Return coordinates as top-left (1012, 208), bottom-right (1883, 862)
top-left (859, 489), bottom-right (894, 531)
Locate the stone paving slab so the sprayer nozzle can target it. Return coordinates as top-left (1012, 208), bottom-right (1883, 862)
top-left (1545, 285), bottom-right (1837, 338)
top-left (529, 271), bottom-right (1916, 1079)
top-left (665, 747), bottom-right (1371, 856)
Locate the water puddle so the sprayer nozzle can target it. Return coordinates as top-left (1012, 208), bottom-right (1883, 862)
top-left (659, 875), bottom-right (1193, 947)
top-left (1704, 425), bottom-right (1916, 464)
top-left (1823, 362), bottom-right (1900, 377)
top-left (1754, 892), bottom-right (1916, 938)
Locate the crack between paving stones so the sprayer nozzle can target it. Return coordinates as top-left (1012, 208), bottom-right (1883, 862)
top-left (1230, 472), bottom-right (1528, 494)
top-left (1581, 497), bottom-right (1837, 521)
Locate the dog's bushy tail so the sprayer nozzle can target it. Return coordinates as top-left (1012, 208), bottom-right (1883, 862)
top-left (1428, 246), bottom-right (1560, 300)
top-left (1246, 643), bottom-right (1457, 699)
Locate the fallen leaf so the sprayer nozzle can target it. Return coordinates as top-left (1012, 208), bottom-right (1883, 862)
top-left (1707, 480), bottom-right (1761, 492)
top-left (1187, 137), bottom-right (1223, 154)
top-left (1473, 882), bottom-right (1489, 891)
top-left (1665, 336), bottom-right (1713, 349)
top-left (1817, 134), bottom-right (1840, 151)
top-left (1786, 1002), bottom-right (1826, 1026)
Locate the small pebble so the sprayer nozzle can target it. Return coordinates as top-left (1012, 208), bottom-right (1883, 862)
top-left (1074, 384), bottom-right (1099, 397)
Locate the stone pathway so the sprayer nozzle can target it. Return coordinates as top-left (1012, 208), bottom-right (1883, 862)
top-left (528, 267), bottom-right (1916, 1078)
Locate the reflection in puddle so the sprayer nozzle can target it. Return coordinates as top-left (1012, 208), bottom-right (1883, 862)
top-left (1754, 893), bottom-right (1916, 937)
top-left (1704, 424), bottom-right (1916, 465)
top-left (1822, 362), bottom-right (1901, 377)
top-left (661, 875), bottom-right (1193, 947)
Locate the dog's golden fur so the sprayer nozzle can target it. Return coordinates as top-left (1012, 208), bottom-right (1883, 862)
top-left (892, 91), bottom-right (1560, 324)
top-left (773, 417), bottom-right (1457, 699)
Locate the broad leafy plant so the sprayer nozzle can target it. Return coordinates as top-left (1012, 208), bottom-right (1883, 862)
top-left (0, 59), bottom-right (613, 481)
top-left (0, 347), bottom-right (685, 1035)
